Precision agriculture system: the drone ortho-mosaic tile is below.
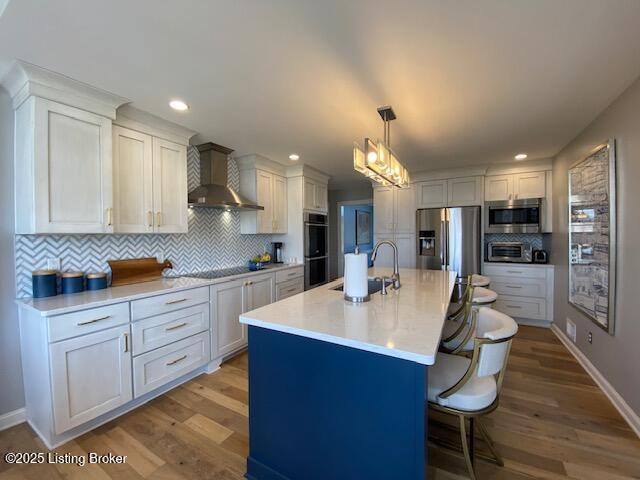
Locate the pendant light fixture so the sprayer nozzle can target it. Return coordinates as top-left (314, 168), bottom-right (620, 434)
top-left (353, 106), bottom-right (410, 188)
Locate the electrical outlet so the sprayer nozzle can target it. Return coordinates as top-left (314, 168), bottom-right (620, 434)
top-left (566, 318), bottom-right (577, 342)
top-left (46, 257), bottom-right (61, 271)
top-left (588, 332), bottom-right (593, 344)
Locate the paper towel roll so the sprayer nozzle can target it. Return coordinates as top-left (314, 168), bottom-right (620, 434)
top-left (344, 252), bottom-right (368, 300)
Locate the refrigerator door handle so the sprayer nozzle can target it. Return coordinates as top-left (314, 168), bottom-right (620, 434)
top-left (440, 219), bottom-right (446, 269)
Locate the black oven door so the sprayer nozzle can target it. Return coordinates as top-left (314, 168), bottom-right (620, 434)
top-left (304, 223), bottom-right (328, 258)
top-left (305, 256), bottom-right (328, 289)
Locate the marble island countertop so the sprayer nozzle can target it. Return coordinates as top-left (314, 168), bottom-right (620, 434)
top-left (240, 267), bottom-right (457, 365)
top-left (17, 263), bottom-right (303, 317)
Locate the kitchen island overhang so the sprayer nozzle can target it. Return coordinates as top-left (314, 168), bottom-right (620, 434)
top-left (240, 268), bottom-right (457, 480)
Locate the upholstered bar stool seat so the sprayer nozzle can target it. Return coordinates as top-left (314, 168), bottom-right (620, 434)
top-left (472, 287), bottom-right (497, 305)
top-left (470, 274), bottom-right (491, 287)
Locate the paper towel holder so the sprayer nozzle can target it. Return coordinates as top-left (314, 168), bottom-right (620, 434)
top-left (344, 246), bottom-right (371, 303)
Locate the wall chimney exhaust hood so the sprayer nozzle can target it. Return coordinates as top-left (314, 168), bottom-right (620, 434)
top-left (188, 142), bottom-right (264, 210)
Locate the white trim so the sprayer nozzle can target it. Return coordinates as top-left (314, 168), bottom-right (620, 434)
top-left (0, 408), bottom-right (26, 431)
top-left (514, 318), bottom-right (551, 328)
top-left (551, 324), bottom-right (640, 438)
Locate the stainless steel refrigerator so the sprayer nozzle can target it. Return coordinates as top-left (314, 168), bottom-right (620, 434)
top-left (417, 206), bottom-right (481, 278)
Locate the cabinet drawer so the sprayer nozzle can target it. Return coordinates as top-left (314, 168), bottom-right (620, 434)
top-left (133, 332), bottom-right (210, 397)
top-left (275, 266), bottom-right (304, 284)
top-left (490, 276), bottom-right (546, 299)
top-left (483, 265), bottom-right (547, 279)
top-left (48, 303), bottom-right (130, 343)
top-left (132, 303), bottom-right (210, 355)
top-left (276, 278), bottom-right (304, 301)
top-left (131, 286), bottom-right (209, 320)
top-left (494, 296), bottom-right (547, 320)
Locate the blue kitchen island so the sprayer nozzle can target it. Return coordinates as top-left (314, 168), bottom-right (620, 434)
top-left (240, 268), bottom-right (457, 480)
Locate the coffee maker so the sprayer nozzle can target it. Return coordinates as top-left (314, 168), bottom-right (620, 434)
top-left (271, 242), bottom-right (284, 263)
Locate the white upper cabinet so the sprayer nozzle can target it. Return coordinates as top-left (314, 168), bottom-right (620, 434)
top-left (395, 186), bottom-right (416, 233)
top-left (239, 163), bottom-right (288, 234)
top-left (485, 174), bottom-right (513, 201)
top-left (417, 180), bottom-right (447, 208)
top-left (112, 127), bottom-right (188, 234)
top-left (303, 178), bottom-right (328, 213)
top-left (373, 186), bottom-right (395, 233)
top-left (374, 185), bottom-right (416, 234)
top-left (447, 176), bottom-right (483, 206)
top-left (417, 176), bottom-right (483, 208)
top-left (16, 97), bottom-right (115, 234)
top-left (513, 171), bottom-right (546, 199)
top-left (485, 171), bottom-right (546, 201)
top-left (153, 138), bottom-right (188, 233)
top-left (113, 126), bottom-right (154, 233)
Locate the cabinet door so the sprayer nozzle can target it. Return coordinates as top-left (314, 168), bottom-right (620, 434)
top-left (113, 126), bottom-right (154, 233)
top-left (50, 324), bottom-right (132, 434)
top-left (485, 175), bottom-right (513, 201)
top-left (395, 234), bottom-right (417, 269)
top-left (247, 273), bottom-right (275, 311)
top-left (447, 177), bottom-right (482, 206)
top-left (514, 171), bottom-right (546, 199)
top-left (272, 174), bottom-right (287, 233)
top-left (417, 180), bottom-right (447, 208)
top-left (152, 138), bottom-right (188, 233)
top-left (303, 179), bottom-right (317, 210)
top-left (34, 98), bottom-right (113, 233)
top-left (395, 186), bottom-right (416, 233)
top-left (316, 183), bottom-right (328, 212)
top-left (256, 170), bottom-right (274, 233)
top-left (373, 187), bottom-right (395, 234)
top-left (212, 279), bottom-right (247, 357)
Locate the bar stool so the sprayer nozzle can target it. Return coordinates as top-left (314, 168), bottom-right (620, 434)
top-left (470, 274), bottom-right (491, 288)
top-left (428, 308), bottom-right (518, 480)
top-left (443, 283), bottom-right (498, 354)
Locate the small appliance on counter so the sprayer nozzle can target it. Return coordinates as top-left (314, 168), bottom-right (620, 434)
top-left (271, 242), bottom-right (284, 264)
top-left (487, 241), bottom-right (533, 263)
top-left (532, 249), bottom-right (549, 264)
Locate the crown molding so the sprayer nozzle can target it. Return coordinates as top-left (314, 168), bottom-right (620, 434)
top-left (285, 164), bottom-right (331, 183)
top-left (114, 104), bottom-right (196, 146)
top-left (1, 60), bottom-right (129, 118)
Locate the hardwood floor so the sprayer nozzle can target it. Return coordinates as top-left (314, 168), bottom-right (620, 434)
top-left (1, 326), bottom-right (639, 479)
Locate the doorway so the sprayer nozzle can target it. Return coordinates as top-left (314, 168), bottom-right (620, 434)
top-left (337, 199), bottom-right (374, 278)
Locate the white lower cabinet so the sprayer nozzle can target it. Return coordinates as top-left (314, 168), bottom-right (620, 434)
top-left (212, 279), bottom-right (247, 357)
top-left (50, 324), bottom-right (132, 434)
top-left (133, 332), bottom-right (210, 397)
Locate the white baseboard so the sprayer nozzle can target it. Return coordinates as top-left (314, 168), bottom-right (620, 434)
top-left (515, 317), bottom-right (551, 328)
top-left (0, 408), bottom-right (26, 431)
top-left (551, 324), bottom-right (640, 438)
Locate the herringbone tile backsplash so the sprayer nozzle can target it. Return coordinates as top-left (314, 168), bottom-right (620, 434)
top-left (15, 147), bottom-right (272, 298)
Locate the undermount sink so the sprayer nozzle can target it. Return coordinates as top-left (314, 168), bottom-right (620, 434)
top-left (331, 278), bottom-right (393, 295)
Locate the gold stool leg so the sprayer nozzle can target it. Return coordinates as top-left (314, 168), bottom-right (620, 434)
top-left (459, 415), bottom-right (477, 480)
top-left (476, 420), bottom-right (504, 467)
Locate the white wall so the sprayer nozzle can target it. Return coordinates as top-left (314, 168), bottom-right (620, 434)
top-left (552, 75), bottom-right (640, 416)
top-left (0, 86), bottom-right (24, 416)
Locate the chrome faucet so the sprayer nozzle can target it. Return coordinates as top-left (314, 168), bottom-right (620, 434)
top-left (371, 240), bottom-right (401, 290)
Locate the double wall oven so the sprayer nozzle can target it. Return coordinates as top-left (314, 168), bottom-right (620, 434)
top-left (304, 212), bottom-right (329, 289)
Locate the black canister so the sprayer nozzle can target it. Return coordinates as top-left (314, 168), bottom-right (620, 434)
top-left (32, 270), bottom-right (58, 298)
top-left (86, 272), bottom-right (108, 291)
top-left (61, 272), bottom-right (85, 294)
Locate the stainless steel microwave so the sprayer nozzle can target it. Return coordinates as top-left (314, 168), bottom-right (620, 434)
top-left (485, 199), bottom-right (541, 233)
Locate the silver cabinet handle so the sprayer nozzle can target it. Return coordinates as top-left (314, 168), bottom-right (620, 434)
top-left (505, 285), bottom-right (523, 289)
top-left (165, 298), bottom-right (187, 305)
top-left (506, 304), bottom-right (522, 309)
top-left (148, 211), bottom-right (154, 228)
top-left (156, 212), bottom-right (162, 227)
top-left (77, 315), bottom-right (111, 326)
top-left (507, 270), bottom-right (523, 274)
top-left (166, 354), bottom-right (187, 366)
top-left (123, 333), bottom-right (129, 352)
top-left (165, 322), bottom-right (187, 331)
top-left (106, 208), bottom-right (113, 226)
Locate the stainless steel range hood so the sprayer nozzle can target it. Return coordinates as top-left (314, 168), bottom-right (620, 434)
top-left (188, 142), bottom-right (264, 210)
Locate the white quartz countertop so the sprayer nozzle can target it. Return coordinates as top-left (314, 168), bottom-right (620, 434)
top-left (240, 267), bottom-right (457, 365)
top-left (17, 263), bottom-right (303, 317)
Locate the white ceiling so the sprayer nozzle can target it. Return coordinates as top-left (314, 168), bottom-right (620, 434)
top-left (2, 0), bottom-right (640, 188)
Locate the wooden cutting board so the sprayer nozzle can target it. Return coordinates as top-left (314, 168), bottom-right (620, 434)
top-left (108, 257), bottom-right (173, 286)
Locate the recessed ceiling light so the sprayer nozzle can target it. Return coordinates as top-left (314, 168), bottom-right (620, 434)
top-left (514, 153), bottom-right (528, 160)
top-left (289, 153), bottom-right (300, 161)
top-left (169, 100), bottom-right (189, 111)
